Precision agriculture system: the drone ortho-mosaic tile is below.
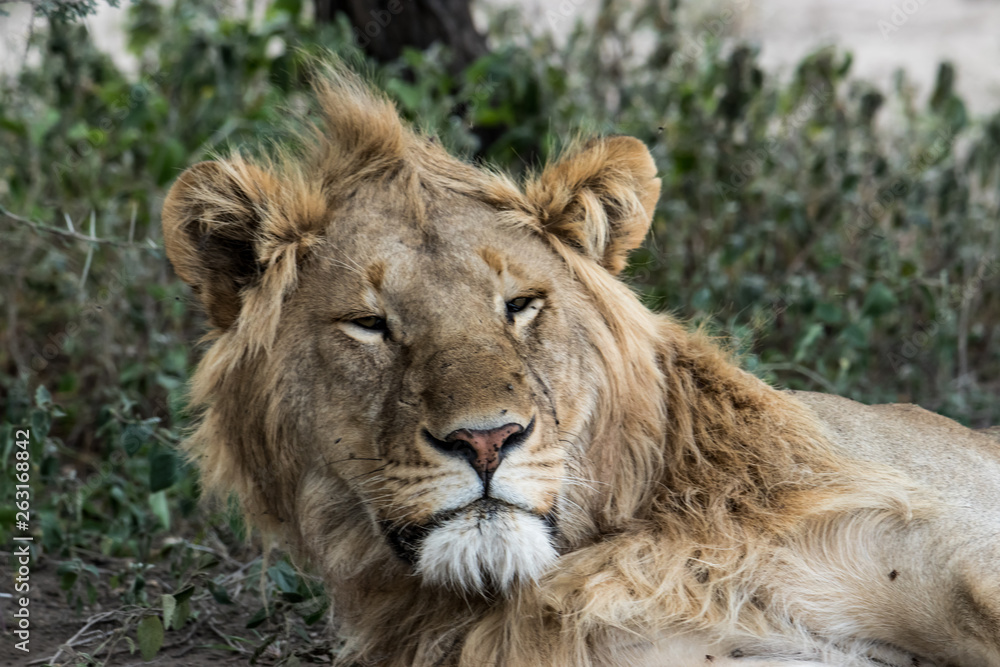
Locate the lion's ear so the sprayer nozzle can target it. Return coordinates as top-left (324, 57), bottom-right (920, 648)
top-left (526, 136), bottom-right (660, 275)
top-left (162, 160), bottom-right (274, 330)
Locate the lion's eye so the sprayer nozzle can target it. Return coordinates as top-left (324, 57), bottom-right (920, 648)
top-left (505, 297), bottom-right (533, 314)
top-left (352, 316), bottom-right (387, 331)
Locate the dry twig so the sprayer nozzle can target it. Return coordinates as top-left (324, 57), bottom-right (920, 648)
top-left (0, 204), bottom-right (160, 250)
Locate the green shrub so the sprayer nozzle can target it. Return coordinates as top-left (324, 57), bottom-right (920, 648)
top-left (1, 0), bottom-right (997, 661)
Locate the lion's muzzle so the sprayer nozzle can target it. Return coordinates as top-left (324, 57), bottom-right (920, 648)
top-left (423, 417), bottom-right (535, 494)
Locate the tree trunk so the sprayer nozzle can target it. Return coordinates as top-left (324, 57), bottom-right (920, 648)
top-left (315, 0), bottom-right (488, 70)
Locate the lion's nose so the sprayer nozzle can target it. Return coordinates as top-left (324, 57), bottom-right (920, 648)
top-left (427, 419), bottom-right (533, 492)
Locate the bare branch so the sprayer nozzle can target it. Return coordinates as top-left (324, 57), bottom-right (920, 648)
top-left (0, 204), bottom-right (161, 251)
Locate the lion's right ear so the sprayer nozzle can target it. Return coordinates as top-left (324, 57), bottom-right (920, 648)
top-left (162, 160), bottom-right (273, 330)
top-left (525, 136), bottom-right (660, 275)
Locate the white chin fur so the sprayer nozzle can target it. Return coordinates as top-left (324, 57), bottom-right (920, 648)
top-left (416, 505), bottom-right (557, 593)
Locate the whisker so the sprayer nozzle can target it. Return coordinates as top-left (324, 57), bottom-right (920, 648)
top-left (321, 456), bottom-right (384, 470)
top-left (520, 474), bottom-right (601, 492)
top-left (314, 250), bottom-right (366, 277)
top-left (555, 496), bottom-right (587, 515)
top-left (560, 474), bottom-right (609, 487)
top-left (346, 465), bottom-right (388, 482)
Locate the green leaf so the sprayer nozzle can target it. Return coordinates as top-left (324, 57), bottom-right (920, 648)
top-left (56, 560), bottom-right (78, 574)
top-left (815, 302), bottom-right (843, 324)
top-left (161, 594), bottom-right (177, 630)
top-left (173, 585), bottom-right (196, 603)
top-left (0, 423), bottom-right (12, 466)
top-left (266, 0), bottom-right (302, 20)
top-left (122, 423), bottom-right (154, 455)
top-left (793, 323), bottom-right (825, 362)
top-left (385, 79), bottom-right (423, 112)
top-left (862, 281), bottom-right (898, 318)
top-left (35, 385), bottom-right (52, 408)
top-left (149, 491), bottom-right (170, 530)
top-left (303, 601), bottom-right (329, 626)
top-left (174, 598), bottom-right (191, 629)
top-left (59, 570), bottom-right (79, 591)
top-left (152, 138), bottom-right (188, 186)
top-left (0, 116), bottom-right (26, 135)
top-left (155, 372), bottom-right (183, 391)
top-left (267, 560), bottom-right (299, 594)
top-left (839, 323), bottom-right (869, 349)
top-left (205, 643), bottom-right (242, 653)
top-left (246, 606), bottom-right (270, 629)
top-left (30, 409), bottom-right (51, 442)
top-left (27, 107), bottom-right (59, 147)
top-left (136, 615), bottom-right (164, 661)
top-left (208, 581), bottom-right (233, 604)
top-left (149, 450), bottom-right (178, 491)
top-left (198, 556), bottom-right (220, 571)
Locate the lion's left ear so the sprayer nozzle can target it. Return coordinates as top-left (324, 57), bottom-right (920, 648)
top-left (525, 136), bottom-right (660, 275)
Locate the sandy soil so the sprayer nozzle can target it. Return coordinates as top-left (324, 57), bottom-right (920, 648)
top-left (736, 0), bottom-right (1000, 114)
top-left (493, 0), bottom-right (1000, 114)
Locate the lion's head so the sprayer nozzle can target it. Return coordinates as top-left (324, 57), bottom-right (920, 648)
top-left (162, 68), bottom-right (663, 597)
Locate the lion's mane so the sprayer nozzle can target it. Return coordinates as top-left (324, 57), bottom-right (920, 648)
top-left (166, 66), bottom-right (925, 666)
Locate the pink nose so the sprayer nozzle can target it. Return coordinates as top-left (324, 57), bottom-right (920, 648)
top-left (444, 423), bottom-right (524, 479)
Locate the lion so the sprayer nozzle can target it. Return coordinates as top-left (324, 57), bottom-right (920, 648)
top-left (161, 67), bottom-right (1000, 666)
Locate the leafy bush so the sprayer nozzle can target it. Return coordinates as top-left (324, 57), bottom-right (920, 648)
top-left (1, 0), bottom-right (998, 662)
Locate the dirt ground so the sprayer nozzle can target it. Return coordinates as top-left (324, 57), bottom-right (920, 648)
top-left (1, 553), bottom-right (330, 667)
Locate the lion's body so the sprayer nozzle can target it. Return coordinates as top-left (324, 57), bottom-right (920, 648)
top-left (162, 67), bottom-right (1000, 666)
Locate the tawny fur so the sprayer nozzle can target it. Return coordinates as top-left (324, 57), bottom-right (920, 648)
top-left (162, 65), bottom-right (1000, 667)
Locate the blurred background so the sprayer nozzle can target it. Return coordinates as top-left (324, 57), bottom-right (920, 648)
top-left (1, 0), bottom-right (998, 663)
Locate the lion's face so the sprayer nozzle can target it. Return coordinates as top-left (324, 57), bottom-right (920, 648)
top-left (162, 70), bottom-right (660, 597)
top-left (278, 184), bottom-right (598, 592)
